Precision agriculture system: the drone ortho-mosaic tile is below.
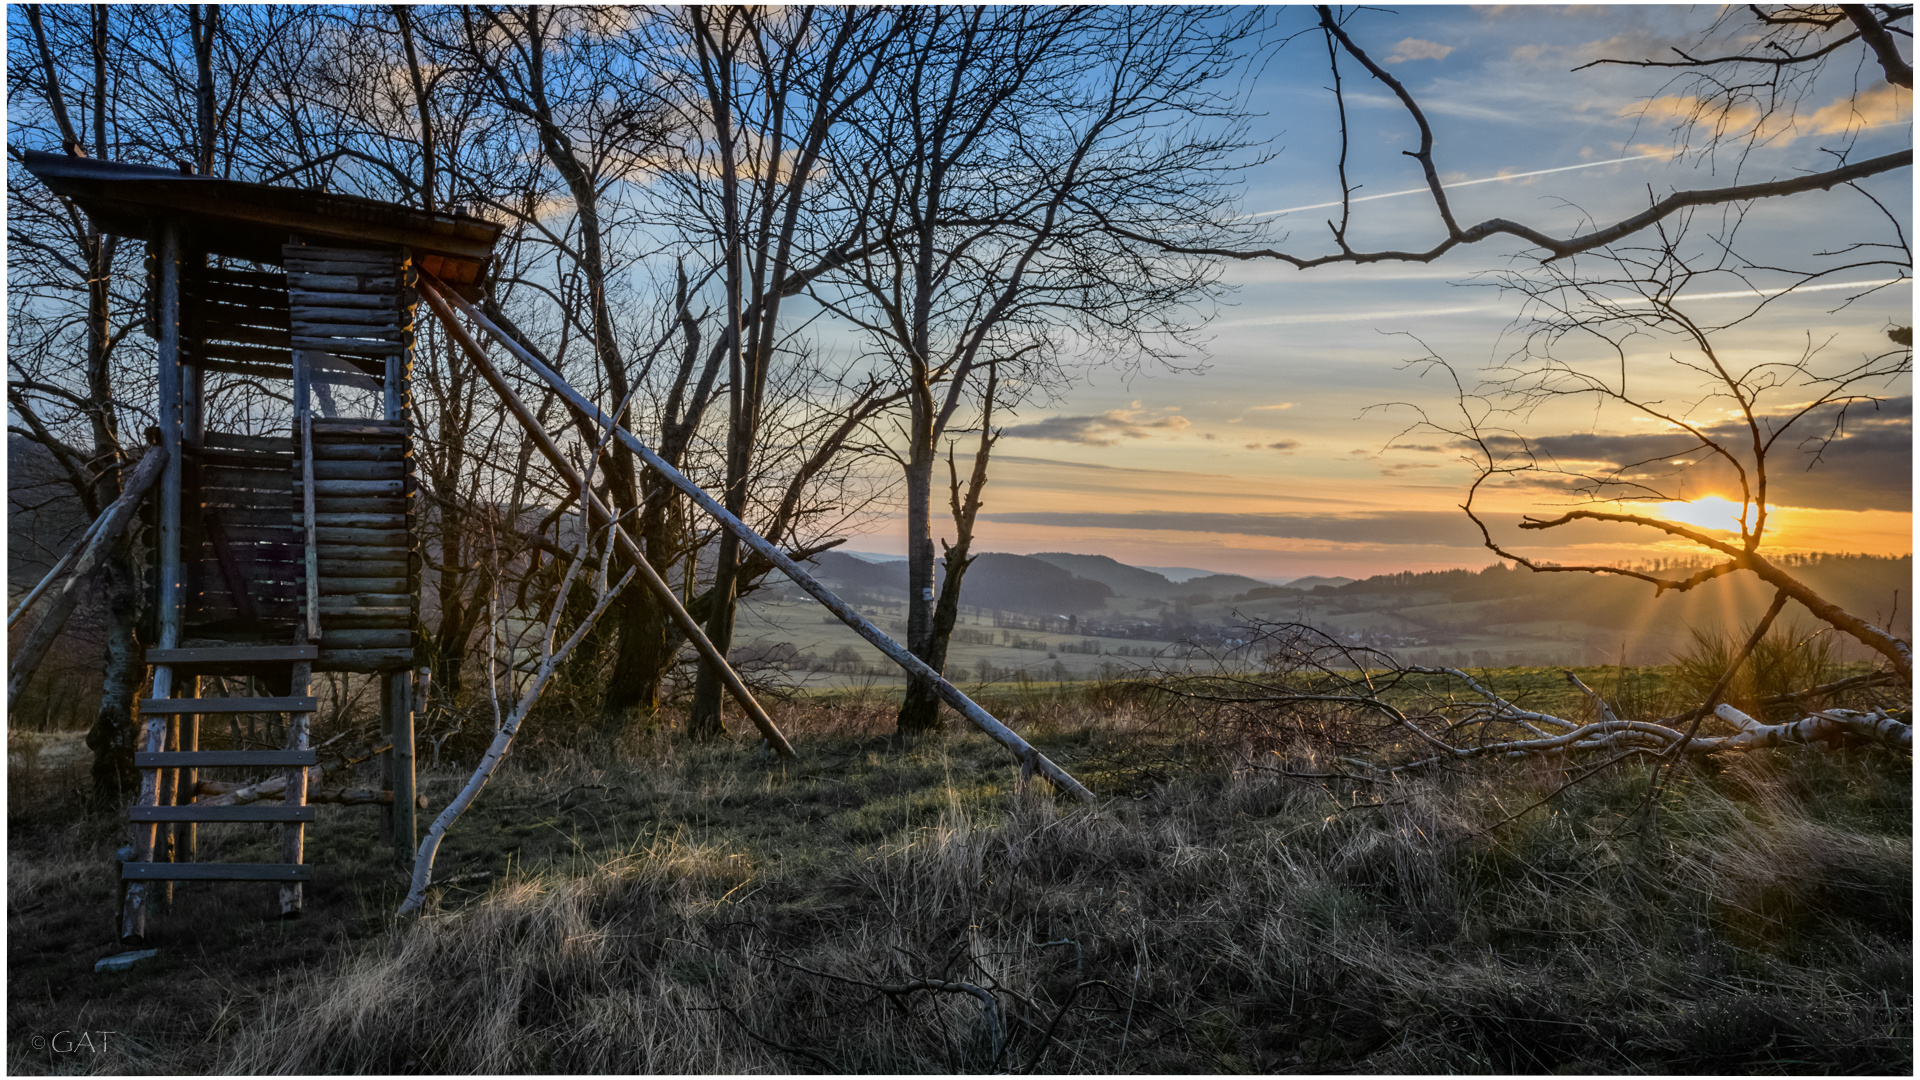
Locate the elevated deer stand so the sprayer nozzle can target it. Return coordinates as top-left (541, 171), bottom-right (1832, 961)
top-left (23, 151), bottom-right (502, 943)
top-left (25, 148), bottom-right (1094, 946)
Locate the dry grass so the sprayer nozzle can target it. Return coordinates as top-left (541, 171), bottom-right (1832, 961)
top-left (7, 682), bottom-right (1911, 1074)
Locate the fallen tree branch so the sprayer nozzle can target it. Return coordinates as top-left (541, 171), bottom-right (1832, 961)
top-left (1761, 670), bottom-right (1901, 707)
top-left (1710, 704), bottom-right (1913, 751)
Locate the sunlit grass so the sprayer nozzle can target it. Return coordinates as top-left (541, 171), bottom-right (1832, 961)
top-left (8, 666), bottom-right (1908, 1074)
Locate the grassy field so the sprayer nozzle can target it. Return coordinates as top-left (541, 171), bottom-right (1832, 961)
top-left (732, 594), bottom-right (1177, 688)
top-left (7, 675), bottom-right (1911, 1074)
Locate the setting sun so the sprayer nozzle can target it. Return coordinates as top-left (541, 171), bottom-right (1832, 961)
top-left (1653, 495), bottom-right (1771, 534)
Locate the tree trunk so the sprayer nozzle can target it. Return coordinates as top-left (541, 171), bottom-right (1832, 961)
top-left (598, 502), bottom-right (685, 730)
top-left (898, 387), bottom-right (998, 735)
top-left (898, 555), bottom-right (974, 733)
top-left (86, 553), bottom-right (144, 808)
top-left (600, 587), bottom-right (666, 726)
top-left (688, 530), bottom-right (739, 741)
top-left (432, 592), bottom-right (469, 710)
top-left (897, 448), bottom-right (942, 734)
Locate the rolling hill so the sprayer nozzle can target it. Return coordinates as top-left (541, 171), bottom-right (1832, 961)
top-left (803, 550), bottom-right (1114, 615)
top-left (1030, 553), bottom-right (1269, 600)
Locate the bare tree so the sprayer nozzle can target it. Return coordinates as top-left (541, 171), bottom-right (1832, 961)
top-left (1111, 3), bottom-right (1911, 702)
top-left (1391, 212), bottom-right (1911, 682)
top-left (9, 6), bottom-right (168, 803)
top-left (671, 5), bottom-right (907, 739)
top-left (817, 6), bottom-right (1263, 733)
top-left (284, 5), bottom-right (910, 730)
top-left (1101, 5), bottom-right (1911, 268)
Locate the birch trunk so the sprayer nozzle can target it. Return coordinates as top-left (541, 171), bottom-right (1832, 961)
top-left (399, 566), bottom-right (635, 915)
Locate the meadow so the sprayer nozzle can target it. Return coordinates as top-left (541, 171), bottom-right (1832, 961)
top-left (8, 670), bottom-right (1910, 1074)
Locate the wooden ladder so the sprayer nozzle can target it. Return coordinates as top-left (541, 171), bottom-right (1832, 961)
top-left (122, 644), bottom-right (320, 934)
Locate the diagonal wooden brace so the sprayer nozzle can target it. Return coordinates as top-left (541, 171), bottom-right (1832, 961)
top-left (416, 277), bottom-right (795, 759)
top-left (418, 272), bottom-right (1093, 804)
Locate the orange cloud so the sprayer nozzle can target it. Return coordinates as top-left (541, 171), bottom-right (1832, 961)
top-left (1804, 82), bottom-right (1912, 137)
top-left (1628, 84), bottom-right (1911, 146)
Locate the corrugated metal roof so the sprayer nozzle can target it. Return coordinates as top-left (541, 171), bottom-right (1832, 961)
top-left (20, 150), bottom-right (504, 288)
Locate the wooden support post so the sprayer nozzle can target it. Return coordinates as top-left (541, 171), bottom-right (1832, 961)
top-left (184, 353), bottom-right (205, 444)
top-left (392, 668), bottom-right (418, 866)
top-left (179, 677), bottom-right (199, 869)
top-left (301, 413), bottom-right (320, 643)
top-left (181, 266), bottom-right (203, 837)
top-left (380, 256), bottom-right (411, 858)
top-left (284, 321), bottom-right (314, 919)
top-left (281, 661), bottom-right (311, 918)
top-left (158, 714), bottom-right (178, 904)
top-left (124, 223), bottom-right (185, 944)
top-left (378, 674), bottom-right (395, 846)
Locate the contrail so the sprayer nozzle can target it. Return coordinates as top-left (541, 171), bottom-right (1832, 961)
top-left (1218, 302), bottom-right (1505, 327)
top-left (1245, 151), bottom-right (1674, 220)
top-left (1616, 277), bottom-right (1911, 303)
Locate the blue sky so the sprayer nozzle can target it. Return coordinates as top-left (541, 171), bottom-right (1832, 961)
top-left (863, 5), bottom-right (1914, 580)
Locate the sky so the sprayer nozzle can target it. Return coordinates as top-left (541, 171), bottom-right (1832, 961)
top-left (850, 5), bottom-right (1914, 582)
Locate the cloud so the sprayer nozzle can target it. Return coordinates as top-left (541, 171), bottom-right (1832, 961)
top-left (1379, 462), bottom-right (1441, 476)
top-left (1804, 82), bottom-right (1912, 139)
top-left (1247, 440), bottom-right (1300, 452)
top-left (1629, 84), bottom-right (1911, 147)
top-left (1616, 276), bottom-right (1909, 305)
top-left (1249, 402), bottom-right (1295, 411)
top-left (1511, 30), bottom-right (1697, 67)
top-left (1479, 398), bottom-right (1911, 513)
top-left (1000, 406), bottom-right (1190, 446)
top-left (982, 509), bottom-right (1487, 545)
top-left (1386, 38), bottom-right (1455, 63)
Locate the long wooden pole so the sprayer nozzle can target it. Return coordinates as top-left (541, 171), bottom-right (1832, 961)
top-left (180, 259), bottom-right (206, 872)
top-left (383, 260), bottom-right (412, 857)
top-left (391, 669), bottom-right (418, 864)
top-left (416, 278), bottom-right (795, 759)
top-left (420, 273), bottom-right (1092, 803)
top-left (300, 413), bottom-right (320, 643)
top-left (284, 293), bottom-right (315, 918)
top-left (8, 445), bottom-right (168, 708)
top-left (8, 518), bottom-right (103, 628)
top-left (124, 224), bottom-right (185, 943)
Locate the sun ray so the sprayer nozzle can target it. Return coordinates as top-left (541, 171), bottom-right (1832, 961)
top-left (1653, 496), bottom-right (1772, 536)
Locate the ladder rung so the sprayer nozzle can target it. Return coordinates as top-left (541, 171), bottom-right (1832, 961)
top-left (136, 750), bottom-right (317, 767)
top-left (148, 645), bottom-right (318, 665)
top-left (310, 419), bottom-right (406, 432)
top-left (139, 696), bottom-right (317, 715)
top-left (130, 805), bottom-right (315, 822)
top-left (122, 862), bottom-right (310, 881)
